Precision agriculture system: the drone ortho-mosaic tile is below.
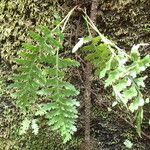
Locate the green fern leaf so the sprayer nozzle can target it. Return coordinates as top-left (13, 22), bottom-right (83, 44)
top-left (12, 24), bottom-right (80, 143)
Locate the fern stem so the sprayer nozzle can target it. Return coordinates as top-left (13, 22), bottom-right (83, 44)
top-left (82, 12), bottom-right (130, 59)
top-left (55, 47), bottom-right (59, 96)
top-left (53, 6), bottom-right (77, 101)
top-left (52, 6), bottom-right (77, 32)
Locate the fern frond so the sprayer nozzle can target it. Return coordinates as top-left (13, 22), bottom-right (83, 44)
top-left (12, 25), bottom-right (80, 143)
top-left (74, 18), bottom-right (150, 136)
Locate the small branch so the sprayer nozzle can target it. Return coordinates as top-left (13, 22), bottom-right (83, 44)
top-left (93, 94), bottom-right (150, 141)
top-left (84, 61), bottom-right (92, 150)
top-left (84, 1), bottom-right (98, 150)
top-left (52, 6), bottom-right (77, 32)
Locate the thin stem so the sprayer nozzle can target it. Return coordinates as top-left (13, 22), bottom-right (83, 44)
top-left (52, 6), bottom-right (77, 32)
top-left (53, 6), bottom-right (77, 98)
top-left (85, 15), bottom-right (92, 37)
top-left (95, 98), bottom-right (150, 140)
top-left (56, 47), bottom-right (59, 95)
top-left (82, 11), bottom-right (130, 59)
top-left (83, 15), bottom-right (116, 56)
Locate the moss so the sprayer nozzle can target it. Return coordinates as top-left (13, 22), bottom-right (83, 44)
top-left (1, 0), bottom-right (58, 65)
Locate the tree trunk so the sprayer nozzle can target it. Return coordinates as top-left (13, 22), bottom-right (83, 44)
top-left (83, 0), bottom-right (98, 150)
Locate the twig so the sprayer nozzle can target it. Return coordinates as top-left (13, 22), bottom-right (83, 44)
top-left (92, 92), bottom-right (150, 140)
top-left (84, 1), bottom-right (98, 150)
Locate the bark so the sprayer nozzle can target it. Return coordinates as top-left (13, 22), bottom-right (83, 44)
top-left (83, 0), bottom-right (98, 150)
top-left (84, 62), bottom-right (92, 150)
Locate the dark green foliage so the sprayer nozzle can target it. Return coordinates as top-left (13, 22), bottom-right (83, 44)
top-left (12, 25), bottom-right (80, 143)
top-left (81, 36), bottom-right (111, 75)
